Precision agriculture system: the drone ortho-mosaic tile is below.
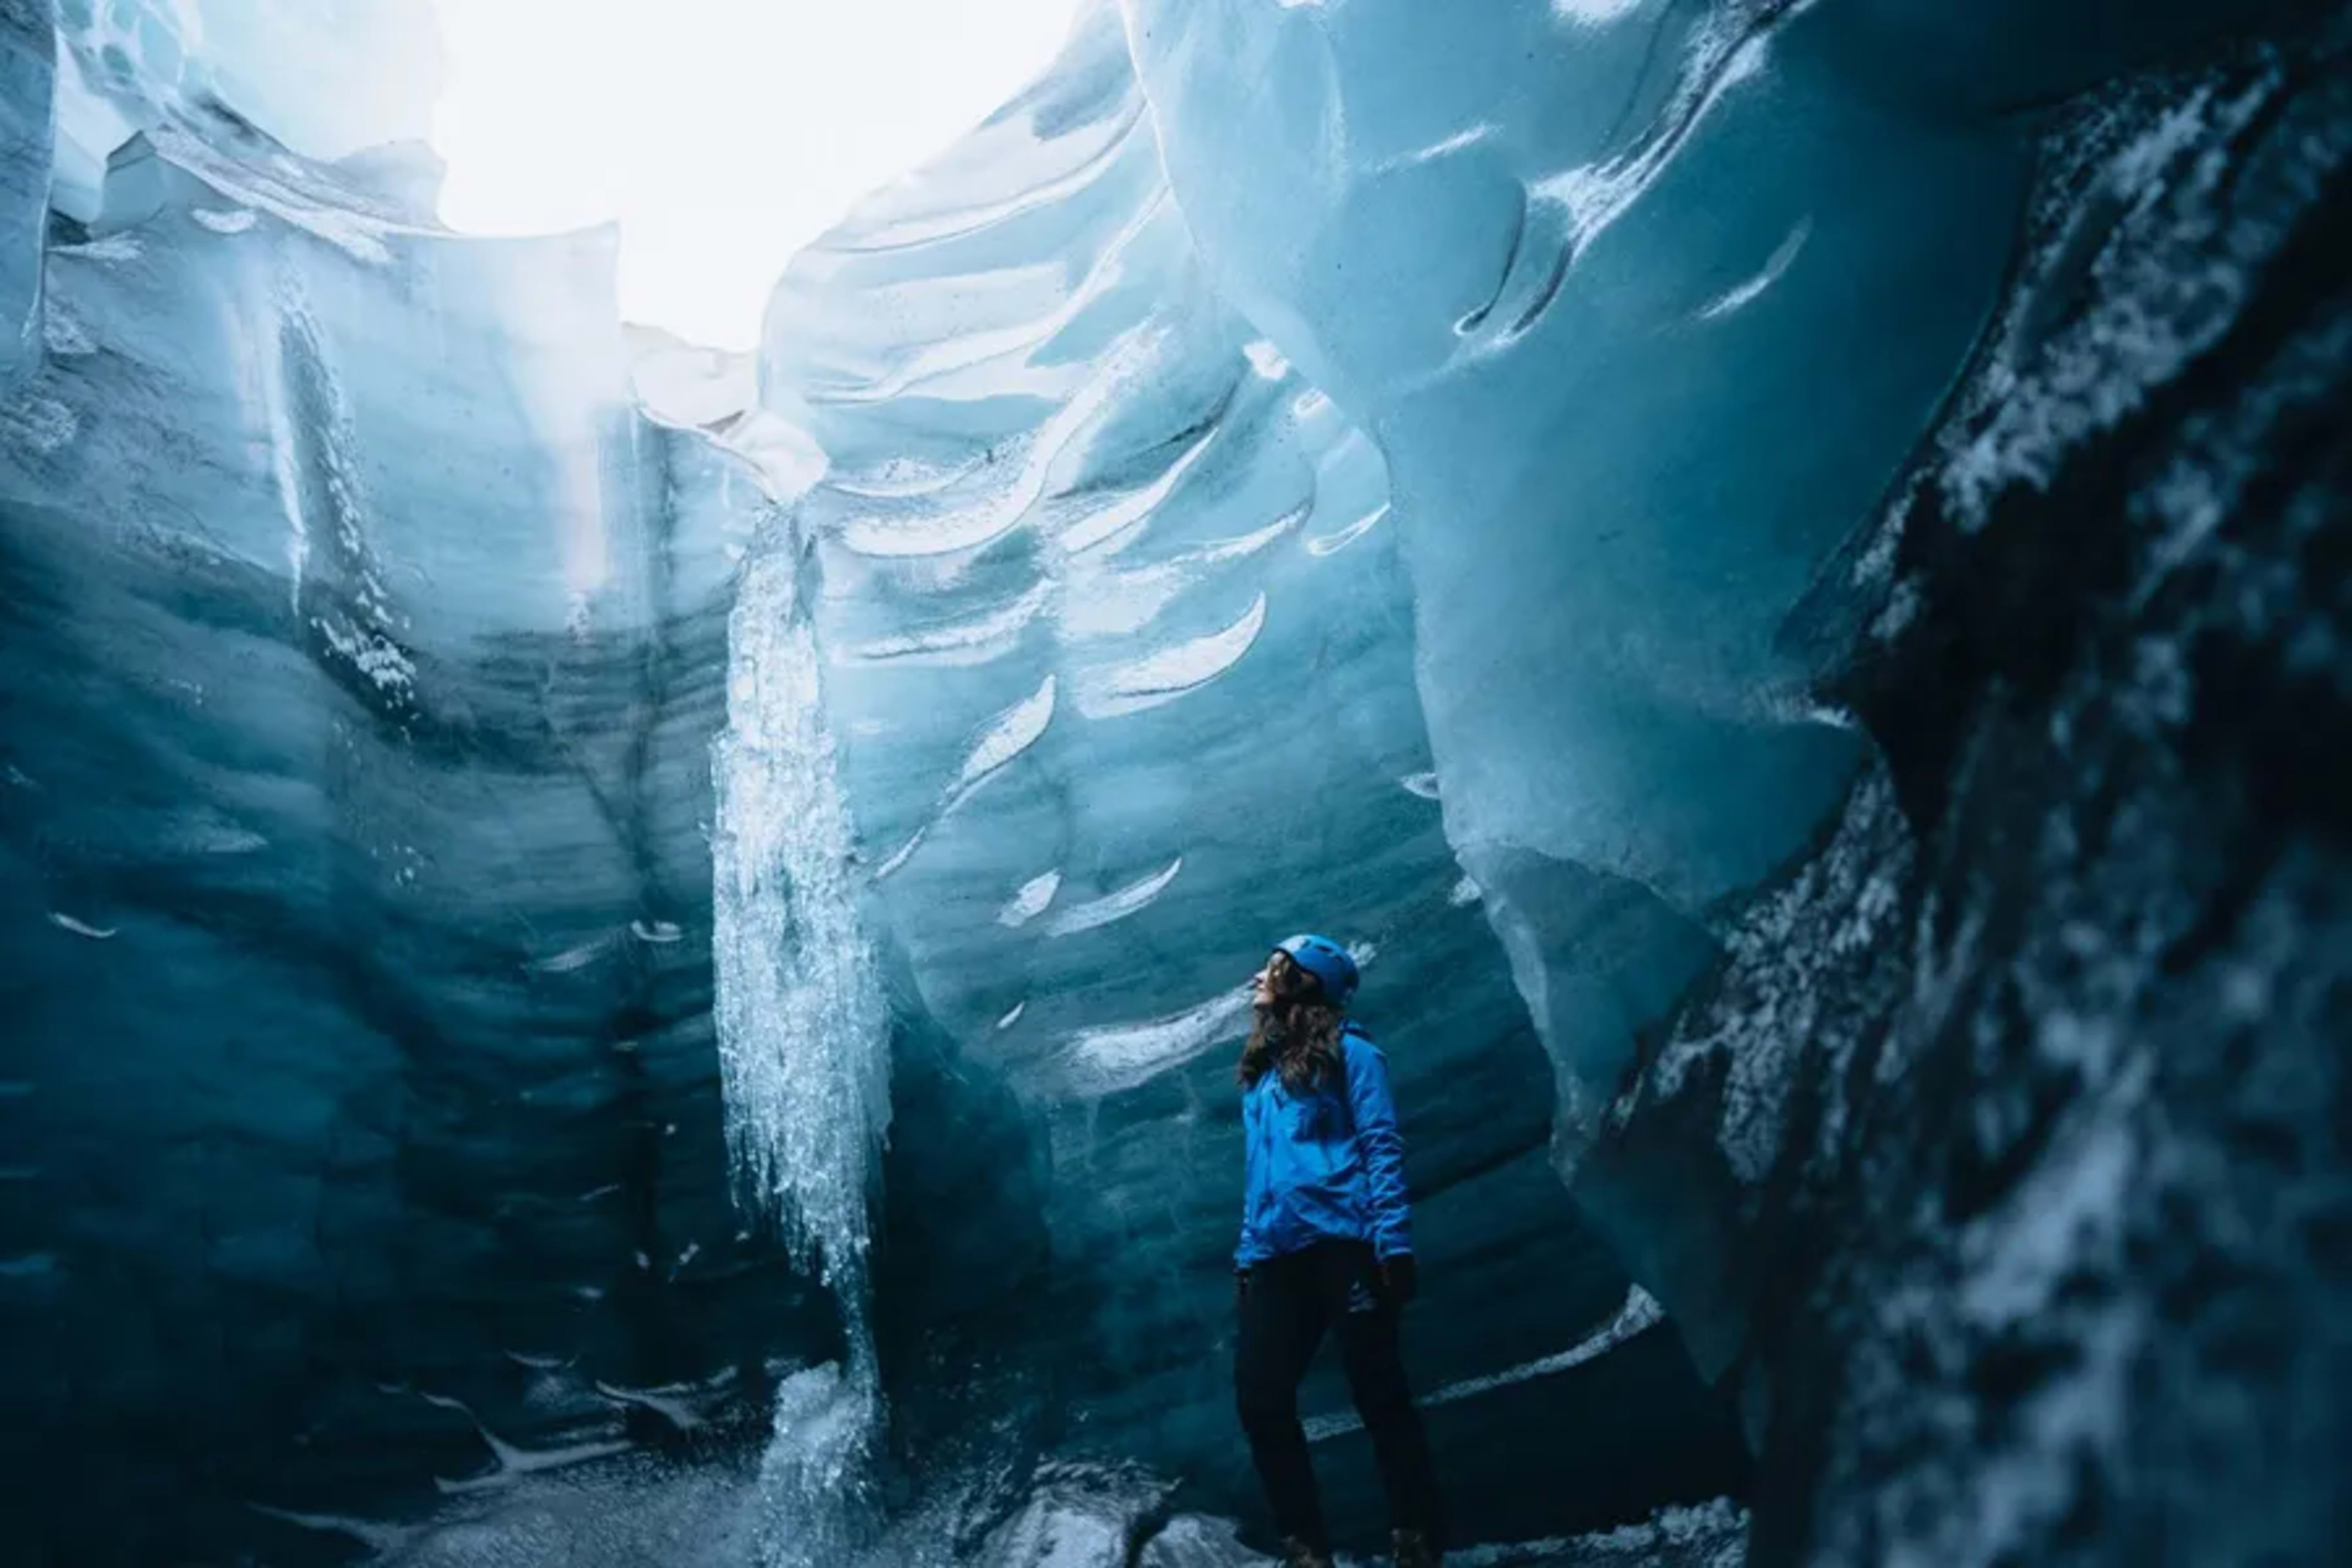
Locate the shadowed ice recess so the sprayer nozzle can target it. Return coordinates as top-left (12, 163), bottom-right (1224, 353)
top-left (0, 0), bottom-right (2317, 1563)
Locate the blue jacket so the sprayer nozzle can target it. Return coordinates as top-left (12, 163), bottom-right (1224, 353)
top-left (1235, 1024), bottom-right (1414, 1268)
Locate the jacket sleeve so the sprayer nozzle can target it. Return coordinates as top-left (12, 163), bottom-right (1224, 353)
top-left (1344, 1033), bottom-right (1414, 1259)
top-left (1235, 1094), bottom-right (1265, 1269)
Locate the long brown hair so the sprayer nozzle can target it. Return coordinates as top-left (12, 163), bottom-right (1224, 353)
top-left (1238, 952), bottom-right (1348, 1093)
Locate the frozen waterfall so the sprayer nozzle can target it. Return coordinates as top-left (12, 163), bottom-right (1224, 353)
top-left (713, 524), bottom-right (894, 1566)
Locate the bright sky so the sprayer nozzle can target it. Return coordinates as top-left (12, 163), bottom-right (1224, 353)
top-left (429, 0), bottom-right (1082, 350)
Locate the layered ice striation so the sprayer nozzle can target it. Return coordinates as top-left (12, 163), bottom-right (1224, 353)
top-left (0, 25), bottom-right (817, 1560)
top-left (7, 0), bottom-right (2337, 1561)
top-left (760, 5), bottom-right (1433, 1096)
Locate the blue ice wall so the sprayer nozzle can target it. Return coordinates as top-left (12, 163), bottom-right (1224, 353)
top-left (5, 0), bottom-right (2337, 1562)
top-left (0, 89), bottom-right (829, 1559)
top-left (0, 0), bottom-right (50, 379)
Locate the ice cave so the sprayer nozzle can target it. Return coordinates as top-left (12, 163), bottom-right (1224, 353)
top-left (1, 0), bottom-right (2347, 1564)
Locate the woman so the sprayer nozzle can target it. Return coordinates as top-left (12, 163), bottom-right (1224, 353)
top-left (1234, 933), bottom-right (1444, 1568)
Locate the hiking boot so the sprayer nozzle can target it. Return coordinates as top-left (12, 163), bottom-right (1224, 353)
top-left (1392, 1526), bottom-right (1442, 1567)
top-left (1277, 1537), bottom-right (1335, 1568)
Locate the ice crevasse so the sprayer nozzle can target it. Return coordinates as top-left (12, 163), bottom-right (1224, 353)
top-left (0, 0), bottom-right (2339, 1562)
top-left (734, 0), bottom-right (2324, 1546)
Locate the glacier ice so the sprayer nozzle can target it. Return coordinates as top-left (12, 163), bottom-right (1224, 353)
top-left (742, 0), bottom-right (2346, 1547)
top-left (1108, 2), bottom-right (2293, 1365)
top-left (2, 0), bottom-right (2345, 1562)
top-left (0, 53), bottom-right (822, 1563)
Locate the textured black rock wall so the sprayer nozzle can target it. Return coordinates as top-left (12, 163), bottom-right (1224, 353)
top-left (1586, 12), bottom-right (2352, 1564)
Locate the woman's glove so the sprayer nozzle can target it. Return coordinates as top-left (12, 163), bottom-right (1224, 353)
top-left (1379, 1253), bottom-right (1418, 1306)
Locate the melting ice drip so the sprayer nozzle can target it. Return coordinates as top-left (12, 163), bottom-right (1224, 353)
top-left (712, 529), bottom-right (894, 1568)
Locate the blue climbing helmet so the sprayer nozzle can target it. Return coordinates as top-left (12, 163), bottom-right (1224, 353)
top-left (1274, 933), bottom-right (1359, 1008)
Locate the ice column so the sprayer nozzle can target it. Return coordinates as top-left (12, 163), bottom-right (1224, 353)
top-left (712, 523), bottom-right (894, 1567)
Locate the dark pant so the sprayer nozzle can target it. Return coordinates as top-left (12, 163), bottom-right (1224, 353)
top-left (1235, 1241), bottom-right (1442, 1550)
